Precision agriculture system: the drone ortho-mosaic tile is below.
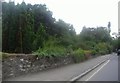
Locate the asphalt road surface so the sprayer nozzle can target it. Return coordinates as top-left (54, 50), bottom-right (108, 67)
top-left (78, 54), bottom-right (119, 81)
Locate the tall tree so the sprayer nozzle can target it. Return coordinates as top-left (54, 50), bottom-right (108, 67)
top-left (107, 22), bottom-right (111, 33)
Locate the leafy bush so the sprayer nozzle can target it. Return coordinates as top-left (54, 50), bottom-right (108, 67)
top-left (91, 50), bottom-right (97, 56)
top-left (33, 37), bottom-right (67, 57)
top-left (99, 50), bottom-right (106, 55)
top-left (0, 52), bottom-right (2, 59)
top-left (73, 48), bottom-right (85, 63)
top-left (2, 52), bottom-right (11, 59)
top-left (84, 50), bottom-right (92, 59)
top-left (106, 43), bottom-right (113, 53)
top-left (94, 43), bottom-right (109, 55)
top-left (34, 46), bottom-right (66, 57)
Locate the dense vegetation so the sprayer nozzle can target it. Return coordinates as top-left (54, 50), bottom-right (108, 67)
top-left (2, 1), bottom-right (119, 62)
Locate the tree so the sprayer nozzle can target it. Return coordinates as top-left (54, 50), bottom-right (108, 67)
top-left (33, 23), bottom-right (46, 50)
top-left (78, 26), bottom-right (112, 50)
top-left (2, 1), bottom-right (114, 55)
top-left (107, 22), bottom-right (111, 33)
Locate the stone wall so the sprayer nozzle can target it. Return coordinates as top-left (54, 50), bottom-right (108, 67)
top-left (2, 54), bottom-right (74, 80)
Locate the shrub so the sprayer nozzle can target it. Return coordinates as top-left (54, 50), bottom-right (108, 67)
top-left (0, 52), bottom-right (2, 59)
top-left (106, 44), bottom-right (113, 53)
top-left (84, 50), bottom-right (92, 59)
top-left (73, 48), bottom-right (85, 63)
top-left (33, 36), bottom-right (67, 57)
top-left (99, 50), bottom-right (106, 55)
top-left (94, 43), bottom-right (109, 55)
top-left (91, 50), bottom-right (98, 56)
top-left (33, 46), bottom-right (67, 57)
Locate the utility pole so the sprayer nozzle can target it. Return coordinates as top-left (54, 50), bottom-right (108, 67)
top-left (118, 1), bottom-right (120, 50)
top-left (118, 1), bottom-right (120, 37)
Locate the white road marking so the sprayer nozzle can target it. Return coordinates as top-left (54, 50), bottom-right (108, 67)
top-left (85, 60), bottom-right (110, 81)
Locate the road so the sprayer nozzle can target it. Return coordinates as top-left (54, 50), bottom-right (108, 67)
top-left (77, 53), bottom-right (119, 81)
top-left (3, 54), bottom-right (116, 81)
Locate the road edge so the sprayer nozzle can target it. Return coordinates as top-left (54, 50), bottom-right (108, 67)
top-left (69, 59), bottom-right (108, 82)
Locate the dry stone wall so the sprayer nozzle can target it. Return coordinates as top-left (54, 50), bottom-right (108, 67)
top-left (2, 54), bottom-right (74, 80)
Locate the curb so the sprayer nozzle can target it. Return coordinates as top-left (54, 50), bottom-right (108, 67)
top-left (69, 59), bottom-right (108, 82)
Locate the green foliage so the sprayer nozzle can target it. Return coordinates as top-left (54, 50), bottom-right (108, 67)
top-left (2, 1), bottom-right (114, 61)
top-left (34, 46), bottom-right (66, 57)
top-left (84, 50), bottom-right (92, 54)
top-left (73, 48), bottom-right (85, 63)
top-left (1, 52), bottom-right (10, 59)
top-left (112, 39), bottom-right (118, 52)
top-left (77, 41), bottom-right (96, 50)
top-left (84, 50), bottom-right (92, 58)
top-left (93, 43), bottom-right (111, 55)
top-left (118, 38), bottom-right (120, 49)
top-left (2, 1), bottom-right (76, 53)
top-left (33, 37), bottom-right (67, 57)
top-left (33, 23), bottom-right (46, 51)
top-left (79, 26), bottom-right (112, 43)
top-left (77, 26), bottom-right (113, 56)
top-left (0, 52), bottom-right (2, 59)
top-left (91, 50), bottom-right (97, 55)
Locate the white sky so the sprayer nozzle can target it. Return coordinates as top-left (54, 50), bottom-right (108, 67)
top-left (5, 0), bottom-right (120, 34)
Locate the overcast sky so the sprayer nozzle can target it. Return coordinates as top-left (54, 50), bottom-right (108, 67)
top-left (5, 0), bottom-right (120, 35)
